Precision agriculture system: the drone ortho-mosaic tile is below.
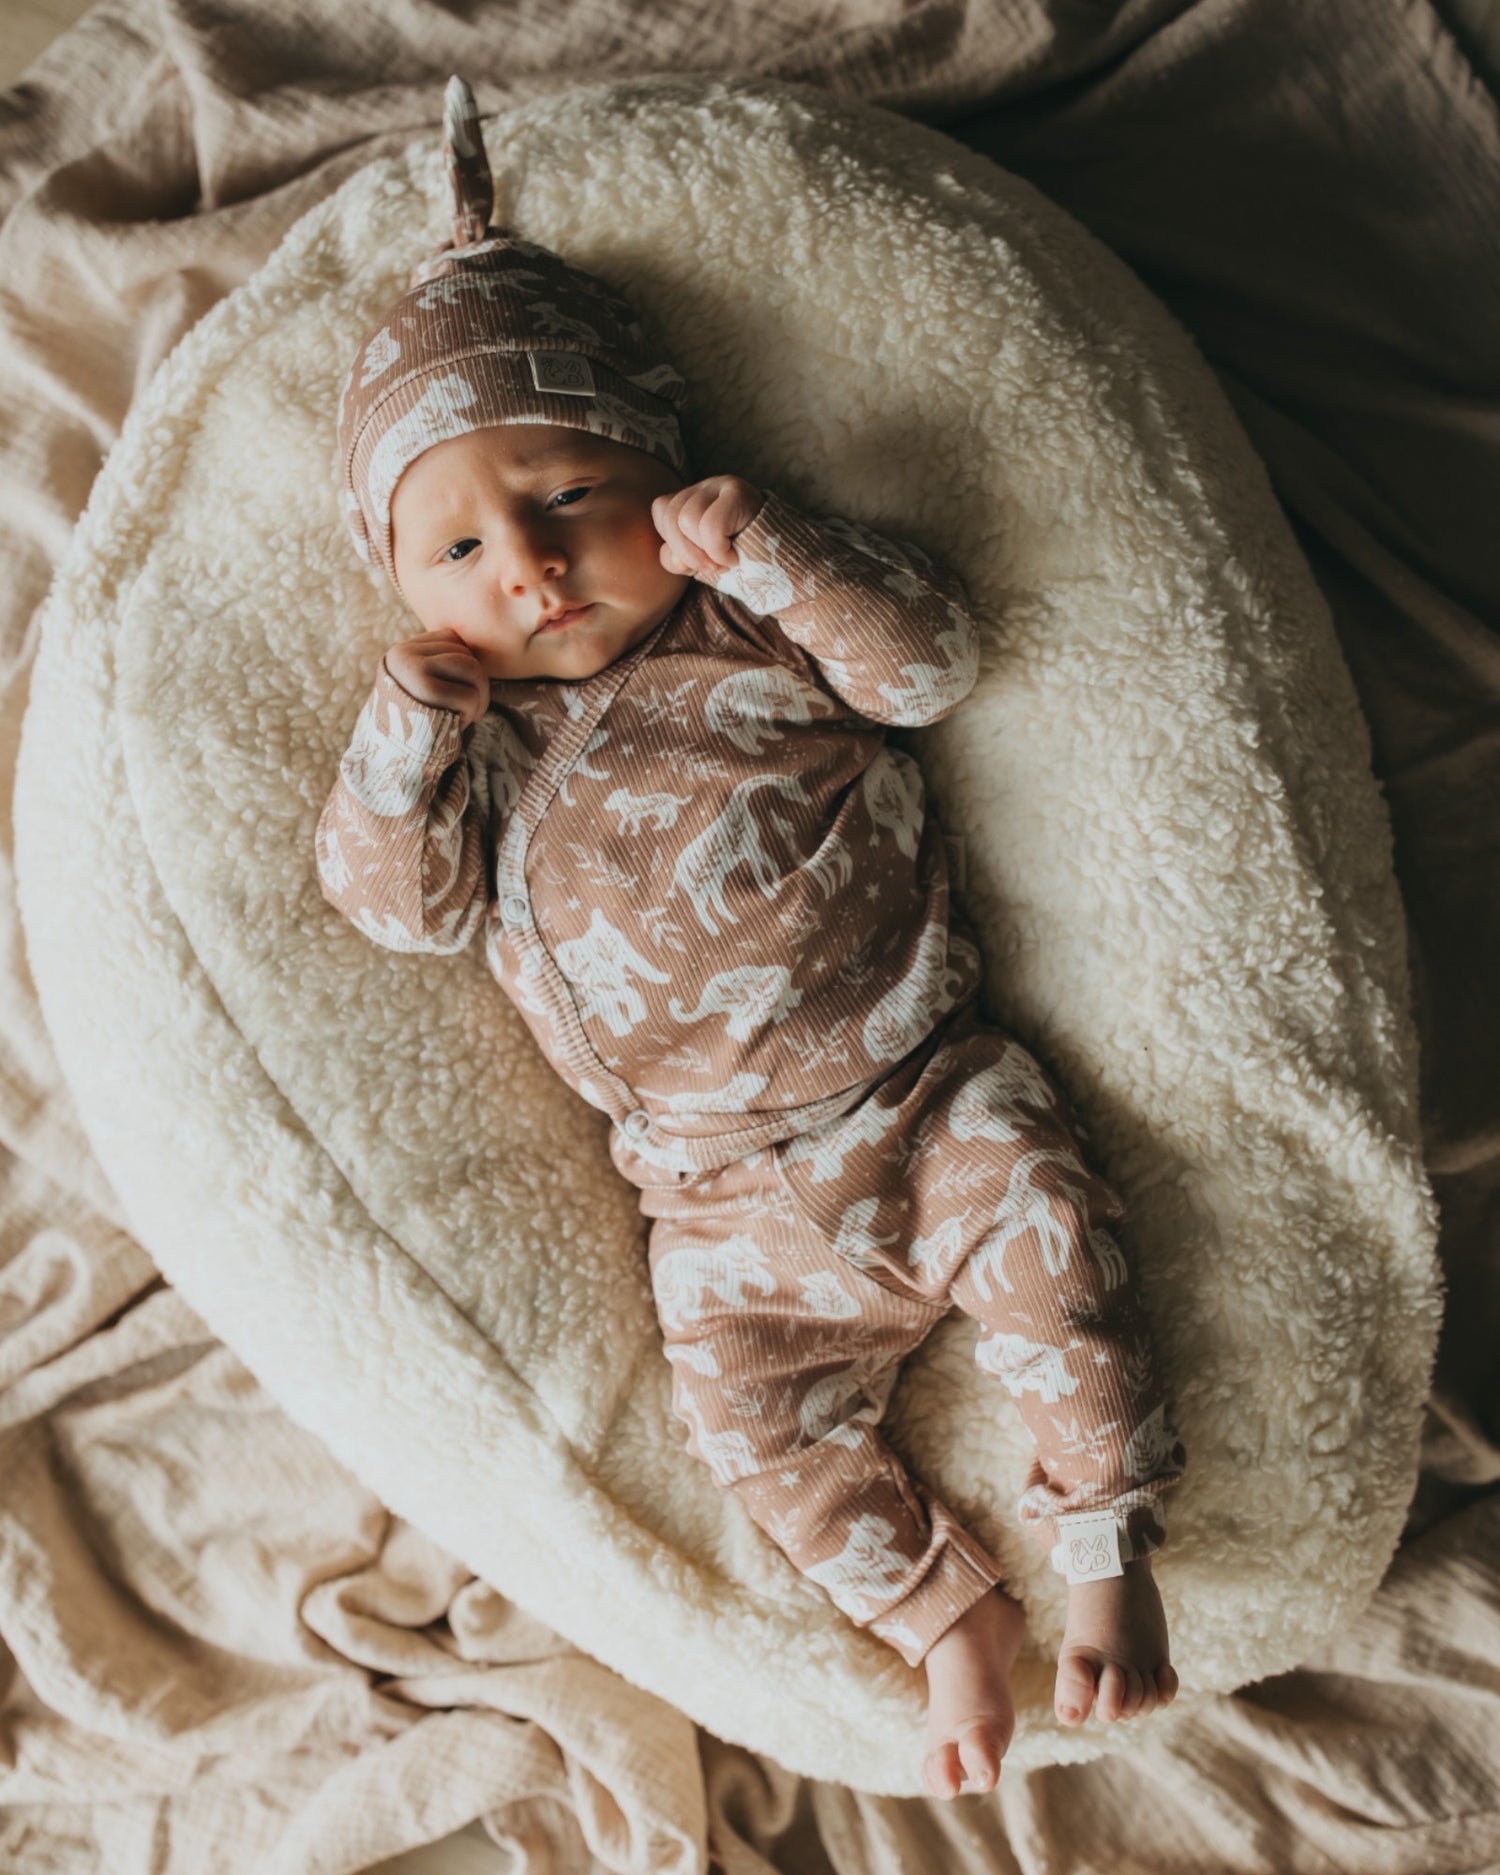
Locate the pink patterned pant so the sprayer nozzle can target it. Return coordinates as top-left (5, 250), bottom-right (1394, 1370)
top-left (624, 998), bottom-right (1186, 1668)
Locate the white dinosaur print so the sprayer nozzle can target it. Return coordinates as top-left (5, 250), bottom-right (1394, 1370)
top-left (795, 1365), bottom-right (877, 1447)
top-left (819, 514), bottom-right (933, 579)
top-left (795, 1271), bottom-right (861, 1319)
top-left (906, 1211), bottom-right (970, 1278)
top-left (411, 265), bottom-right (548, 309)
top-left (591, 390), bottom-right (685, 460)
top-left (830, 1196), bottom-right (903, 1271)
top-left (316, 823), bottom-right (353, 895)
top-left (553, 907), bottom-right (671, 1036)
top-left (351, 907), bottom-right (422, 952)
top-left (860, 745), bottom-right (925, 859)
top-left (1002, 1146), bottom-right (1119, 1281)
top-left (966, 1155), bottom-right (1087, 1297)
top-left (870, 1617), bottom-right (926, 1657)
top-left (672, 1386), bottom-right (762, 1485)
top-left (671, 773), bottom-right (813, 935)
top-left (777, 1099), bottom-right (901, 1184)
top-left (605, 786), bottom-right (691, 834)
top-left (975, 1332), bottom-right (1083, 1404)
top-left (703, 665), bottom-right (835, 754)
top-left (803, 827), bottom-right (855, 901)
top-left (713, 533), bottom-right (797, 616)
top-left (873, 611), bottom-right (981, 725)
top-left (668, 964), bottom-right (802, 1041)
top-left (338, 692), bottom-right (439, 818)
top-left (804, 1513), bottom-right (918, 1622)
top-left (948, 1046), bottom-right (1058, 1140)
top-left (862, 924), bottom-right (969, 1063)
top-left (495, 945), bottom-right (564, 1035)
top-left (366, 372), bottom-right (481, 528)
top-left (525, 299), bottom-right (602, 343)
top-left (652, 1233), bottom-right (777, 1332)
top-left (636, 1072), bottom-right (769, 1117)
top-left (624, 362), bottom-right (688, 399)
top-left (360, 328), bottom-right (401, 384)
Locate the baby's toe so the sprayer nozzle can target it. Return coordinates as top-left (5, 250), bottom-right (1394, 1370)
top-left (1054, 1651), bottom-right (1098, 1726)
top-left (1096, 1661), bottom-right (1129, 1722)
top-left (1121, 1667), bottom-right (1152, 1719)
top-left (957, 1723), bottom-right (1000, 1794)
top-left (1156, 1663), bottom-right (1179, 1707)
top-left (923, 1741), bottom-right (963, 1801)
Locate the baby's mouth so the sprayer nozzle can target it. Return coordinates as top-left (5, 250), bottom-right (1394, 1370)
top-left (534, 604), bottom-right (593, 634)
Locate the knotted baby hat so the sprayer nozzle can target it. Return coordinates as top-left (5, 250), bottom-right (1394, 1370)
top-left (338, 75), bottom-right (690, 588)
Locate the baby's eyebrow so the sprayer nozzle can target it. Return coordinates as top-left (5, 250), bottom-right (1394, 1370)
top-left (527, 445), bottom-right (610, 474)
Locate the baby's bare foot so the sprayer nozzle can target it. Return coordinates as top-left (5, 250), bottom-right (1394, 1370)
top-left (1055, 1555), bottom-right (1178, 1727)
top-left (921, 1587), bottom-right (1027, 1799)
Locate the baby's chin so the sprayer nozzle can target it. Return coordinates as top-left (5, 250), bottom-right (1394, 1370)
top-left (504, 621), bottom-right (646, 682)
top-left (535, 601), bottom-right (682, 675)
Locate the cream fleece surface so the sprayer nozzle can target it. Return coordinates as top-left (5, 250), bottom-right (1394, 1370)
top-left (13, 76), bottom-right (1441, 1793)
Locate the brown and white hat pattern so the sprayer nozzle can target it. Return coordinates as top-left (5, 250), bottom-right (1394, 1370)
top-left (338, 75), bottom-right (690, 588)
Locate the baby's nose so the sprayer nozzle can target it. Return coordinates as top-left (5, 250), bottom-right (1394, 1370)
top-left (500, 529), bottom-right (566, 595)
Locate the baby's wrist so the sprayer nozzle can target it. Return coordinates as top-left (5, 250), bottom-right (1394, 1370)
top-left (379, 653), bottom-right (466, 719)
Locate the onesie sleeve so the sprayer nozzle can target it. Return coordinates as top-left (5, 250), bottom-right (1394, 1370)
top-left (314, 658), bottom-right (490, 955)
top-left (701, 488), bottom-right (981, 726)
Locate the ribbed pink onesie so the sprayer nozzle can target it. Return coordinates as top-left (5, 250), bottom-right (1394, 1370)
top-left (317, 490), bottom-right (1185, 1664)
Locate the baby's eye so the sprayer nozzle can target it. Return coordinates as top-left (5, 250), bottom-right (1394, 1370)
top-left (549, 485), bottom-right (591, 509)
top-left (442, 539), bottom-right (480, 563)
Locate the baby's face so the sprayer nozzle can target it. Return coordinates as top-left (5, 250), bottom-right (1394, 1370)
top-left (389, 424), bottom-right (690, 683)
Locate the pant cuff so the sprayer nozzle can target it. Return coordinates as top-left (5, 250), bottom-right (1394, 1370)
top-left (1040, 1496), bottom-right (1168, 1580)
top-left (864, 1520), bottom-right (1006, 1668)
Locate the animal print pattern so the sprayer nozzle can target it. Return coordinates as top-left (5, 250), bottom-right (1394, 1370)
top-left (317, 493), bottom-right (1185, 1661)
top-left (631, 993), bottom-right (1185, 1666)
top-left (317, 490), bottom-right (990, 1168)
top-left (338, 75), bottom-right (691, 587)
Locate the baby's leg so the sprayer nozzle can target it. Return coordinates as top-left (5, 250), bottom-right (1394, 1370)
top-left (925, 1034), bottom-right (1186, 1729)
top-left (640, 1151), bottom-right (1021, 1794)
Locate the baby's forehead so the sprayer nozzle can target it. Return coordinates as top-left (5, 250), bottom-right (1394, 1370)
top-left (393, 424), bottom-right (608, 513)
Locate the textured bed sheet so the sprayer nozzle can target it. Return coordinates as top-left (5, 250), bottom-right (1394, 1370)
top-left (1, 2), bottom-right (1497, 1872)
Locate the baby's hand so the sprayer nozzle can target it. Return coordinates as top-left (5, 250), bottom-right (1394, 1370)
top-left (384, 628), bottom-right (490, 729)
top-left (652, 476), bottom-right (763, 579)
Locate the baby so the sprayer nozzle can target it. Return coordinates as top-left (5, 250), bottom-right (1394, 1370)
top-left (318, 77), bottom-right (1185, 1798)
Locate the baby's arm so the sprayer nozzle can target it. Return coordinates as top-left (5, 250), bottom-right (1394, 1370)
top-left (654, 478), bottom-right (980, 726)
top-left (314, 645), bottom-right (490, 955)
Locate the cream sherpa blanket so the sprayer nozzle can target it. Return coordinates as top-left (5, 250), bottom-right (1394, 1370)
top-left (12, 75), bottom-right (1440, 1794)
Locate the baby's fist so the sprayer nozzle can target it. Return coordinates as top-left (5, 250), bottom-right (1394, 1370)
top-left (384, 628), bottom-right (490, 729)
top-left (652, 476), bottom-right (764, 579)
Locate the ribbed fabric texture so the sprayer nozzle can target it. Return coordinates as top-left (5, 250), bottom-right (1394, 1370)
top-left (336, 74), bottom-right (689, 585)
top-left (316, 488), bottom-right (1185, 1651)
top-left (634, 1060), bottom-right (1183, 1665)
top-left (316, 491), bottom-right (985, 1158)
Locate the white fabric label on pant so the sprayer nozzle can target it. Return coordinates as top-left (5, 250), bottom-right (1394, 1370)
top-left (1058, 1512), bottom-right (1125, 1584)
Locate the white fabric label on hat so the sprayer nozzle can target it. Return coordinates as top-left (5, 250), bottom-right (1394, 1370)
top-left (530, 351), bottom-right (596, 396)
top-left (1057, 1511), bottom-right (1125, 1584)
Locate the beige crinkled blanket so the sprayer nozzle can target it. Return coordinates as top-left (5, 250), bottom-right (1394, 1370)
top-left (1, 3), bottom-right (1497, 1872)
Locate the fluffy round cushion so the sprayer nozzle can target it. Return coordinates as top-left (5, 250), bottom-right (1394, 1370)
top-left (14, 75), bottom-right (1441, 1792)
